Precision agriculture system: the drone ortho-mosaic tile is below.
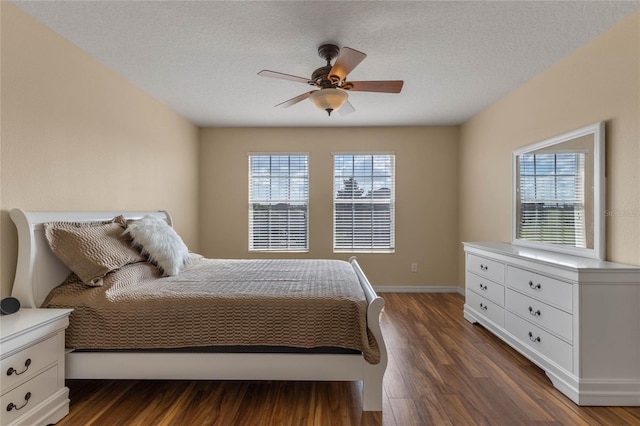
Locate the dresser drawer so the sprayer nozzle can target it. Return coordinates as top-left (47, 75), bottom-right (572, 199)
top-left (506, 266), bottom-right (573, 312)
top-left (506, 312), bottom-right (572, 372)
top-left (1, 335), bottom-right (58, 394)
top-left (466, 290), bottom-right (504, 327)
top-left (506, 289), bottom-right (572, 342)
top-left (467, 254), bottom-right (505, 283)
top-left (1, 366), bottom-right (58, 425)
top-left (466, 272), bottom-right (504, 306)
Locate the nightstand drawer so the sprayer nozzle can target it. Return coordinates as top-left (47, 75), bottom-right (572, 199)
top-left (466, 272), bottom-right (504, 306)
top-left (506, 312), bottom-right (572, 372)
top-left (1, 366), bottom-right (58, 425)
top-left (467, 254), bottom-right (505, 283)
top-left (466, 289), bottom-right (504, 327)
top-left (507, 266), bottom-right (573, 312)
top-left (506, 289), bottom-right (573, 342)
top-left (1, 335), bottom-right (58, 394)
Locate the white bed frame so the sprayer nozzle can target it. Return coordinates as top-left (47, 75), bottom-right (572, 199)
top-left (9, 208), bottom-right (388, 411)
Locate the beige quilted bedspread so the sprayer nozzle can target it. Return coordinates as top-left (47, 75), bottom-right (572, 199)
top-left (43, 258), bottom-right (380, 364)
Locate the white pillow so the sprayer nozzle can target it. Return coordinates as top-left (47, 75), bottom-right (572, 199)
top-left (125, 215), bottom-right (190, 276)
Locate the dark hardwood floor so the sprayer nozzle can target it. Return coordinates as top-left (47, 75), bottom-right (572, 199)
top-left (58, 293), bottom-right (640, 425)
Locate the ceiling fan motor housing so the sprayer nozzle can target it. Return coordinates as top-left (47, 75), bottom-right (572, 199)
top-left (311, 65), bottom-right (334, 88)
top-left (311, 44), bottom-right (341, 87)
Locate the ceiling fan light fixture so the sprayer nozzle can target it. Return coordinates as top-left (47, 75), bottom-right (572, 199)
top-left (309, 88), bottom-right (348, 116)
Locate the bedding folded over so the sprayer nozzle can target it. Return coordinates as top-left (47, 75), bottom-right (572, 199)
top-left (43, 258), bottom-right (380, 364)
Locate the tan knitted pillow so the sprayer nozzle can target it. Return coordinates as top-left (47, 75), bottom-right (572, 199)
top-left (44, 216), bottom-right (144, 286)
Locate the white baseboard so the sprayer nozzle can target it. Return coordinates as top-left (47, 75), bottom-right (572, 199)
top-left (374, 286), bottom-right (464, 295)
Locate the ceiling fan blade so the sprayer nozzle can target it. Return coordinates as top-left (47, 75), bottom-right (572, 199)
top-left (344, 80), bottom-right (404, 93)
top-left (338, 100), bottom-right (355, 116)
top-left (274, 91), bottom-right (315, 108)
top-left (258, 70), bottom-right (313, 85)
top-left (329, 47), bottom-right (367, 82)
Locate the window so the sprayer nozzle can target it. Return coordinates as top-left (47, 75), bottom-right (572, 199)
top-left (333, 154), bottom-right (395, 252)
top-left (517, 152), bottom-right (586, 247)
top-left (249, 154), bottom-right (309, 251)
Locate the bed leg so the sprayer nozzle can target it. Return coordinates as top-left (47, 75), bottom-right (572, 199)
top-left (362, 364), bottom-right (385, 411)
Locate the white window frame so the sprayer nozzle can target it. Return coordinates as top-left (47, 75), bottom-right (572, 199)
top-left (332, 153), bottom-right (395, 253)
top-left (248, 153), bottom-right (309, 252)
top-left (517, 151), bottom-right (587, 248)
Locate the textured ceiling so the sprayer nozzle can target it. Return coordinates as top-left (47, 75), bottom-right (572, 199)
top-left (11, 1), bottom-right (640, 127)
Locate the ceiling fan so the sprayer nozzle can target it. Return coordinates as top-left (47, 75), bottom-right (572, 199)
top-left (258, 44), bottom-right (404, 116)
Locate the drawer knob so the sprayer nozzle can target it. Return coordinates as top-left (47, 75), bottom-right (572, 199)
top-left (528, 331), bottom-right (541, 343)
top-left (6, 358), bottom-right (31, 376)
top-left (6, 392), bottom-right (31, 412)
top-left (480, 264), bottom-right (489, 271)
top-left (479, 283), bottom-right (488, 291)
top-left (528, 306), bottom-right (541, 317)
top-left (479, 302), bottom-right (488, 311)
top-left (528, 280), bottom-right (542, 290)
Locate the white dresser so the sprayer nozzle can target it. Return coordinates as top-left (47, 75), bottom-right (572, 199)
top-left (463, 242), bottom-right (640, 406)
top-left (0, 308), bottom-right (72, 425)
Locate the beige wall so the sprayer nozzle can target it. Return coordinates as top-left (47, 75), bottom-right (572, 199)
top-left (0, 3), bottom-right (200, 297)
top-left (199, 127), bottom-right (459, 288)
top-left (459, 11), bottom-right (640, 284)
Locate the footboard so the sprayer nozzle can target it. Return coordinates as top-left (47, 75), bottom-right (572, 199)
top-left (349, 256), bottom-right (388, 411)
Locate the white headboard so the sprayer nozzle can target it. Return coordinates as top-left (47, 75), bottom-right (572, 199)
top-left (9, 208), bottom-right (171, 308)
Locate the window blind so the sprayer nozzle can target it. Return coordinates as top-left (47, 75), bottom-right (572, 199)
top-left (249, 154), bottom-right (308, 251)
top-left (518, 152), bottom-right (586, 247)
top-left (333, 154), bottom-right (395, 252)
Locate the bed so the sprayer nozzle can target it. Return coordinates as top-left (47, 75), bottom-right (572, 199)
top-left (9, 208), bottom-right (387, 411)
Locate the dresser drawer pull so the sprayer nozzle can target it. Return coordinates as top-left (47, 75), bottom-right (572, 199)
top-left (528, 280), bottom-right (542, 290)
top-left (6, 392), bottom-right (31, 412)
top-left (528, 306), bottom-right (541, 317)
top-left (479, 303), bottom-right (488, 311)
top-left (528, 332), bottom-right (541, 343)
top-left (479, 283), bottom-right (488, 291)
top-left (6, 358), bottom-right (31, 376)
top-left (480, 264), bottom-right (489, 271)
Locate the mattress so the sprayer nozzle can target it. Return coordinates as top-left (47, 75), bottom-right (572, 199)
top-left (43, 258), bottom-right (380, 364)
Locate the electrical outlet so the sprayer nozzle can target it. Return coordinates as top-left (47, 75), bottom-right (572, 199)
top-left (411, 263), bottom-right (418, 273)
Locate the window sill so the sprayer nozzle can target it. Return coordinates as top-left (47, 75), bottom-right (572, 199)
top-left (249, 250), bottom-right (310, 254)
top-left (333, 250), bottom-right (395, 254)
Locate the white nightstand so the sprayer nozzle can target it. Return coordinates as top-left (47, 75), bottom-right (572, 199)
top-left (0, 308), bottom-right (72, 426)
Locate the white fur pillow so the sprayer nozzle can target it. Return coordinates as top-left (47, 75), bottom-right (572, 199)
top-left (125, 215), bottom-right (190, 276)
